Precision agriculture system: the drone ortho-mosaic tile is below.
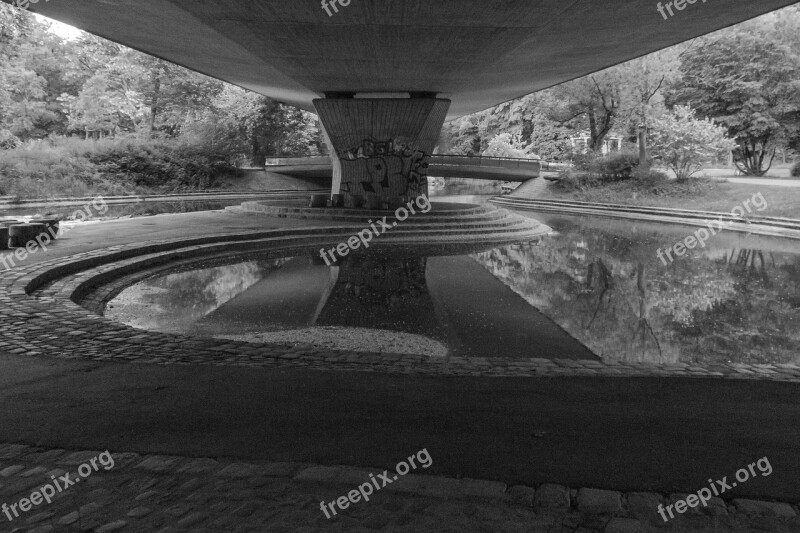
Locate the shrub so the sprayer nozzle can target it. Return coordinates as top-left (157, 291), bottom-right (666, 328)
top-left (630, 168), bottom-right (671, 194)
top-left (552, 169), bottom-right (602, 192)
top-left (0, 130), bottom-right (20, 150)
top-left (0, 135), bottom-right (243, 199)
top-left (594, 152), bottom-right (640, 179)
top-left (573, 150), bottom-right (641, 180)
top-left (792, 161), bottom-right (800, 177)
top-left (482, 133), bottom-right (530, 159)
top-left (649, 106), bottom-right (735, 181)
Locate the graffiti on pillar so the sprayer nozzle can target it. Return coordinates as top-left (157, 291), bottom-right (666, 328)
top-left (340, 138), bottom-right (430, 198)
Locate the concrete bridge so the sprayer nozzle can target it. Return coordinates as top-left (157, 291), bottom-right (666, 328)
top-left (23, 0), bottom-right (798, 204)
top-left (264, 155), bottom-right (553, 182)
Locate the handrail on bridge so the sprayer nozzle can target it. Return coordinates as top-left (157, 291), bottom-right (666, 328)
top-left (264, 154), bottom-right (549, 164)
top-left (263, 154), bottom-right (570, 172)
top-left (431, 154), bottom-right (541, 163)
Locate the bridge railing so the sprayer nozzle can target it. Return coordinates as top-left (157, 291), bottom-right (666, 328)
top-left (264, 154), bottom-right (570, 172)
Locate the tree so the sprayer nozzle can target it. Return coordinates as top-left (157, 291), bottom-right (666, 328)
top-left (439, 92), bottom-right (573, 159)
top-left (482, 133), bottom-right (529, 158)
top-left (210, 87), bottom-right (322, 165)
top-left (66, 74), bottom-right (119, 137)
top-left (0, 5), bottom-right (74, 138)
top-left (675, 26), bottom-right (800, 176)
top-left (648, 106), bottom-right (735, 180)
top-left (551, 69), bottom-right (629, 153)
top-left (615, 46), bottom-right (689, 166)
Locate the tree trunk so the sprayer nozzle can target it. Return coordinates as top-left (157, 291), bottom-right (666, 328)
top-left (638, 127), bottom-right (648, 167)
top-left (588, 106), bottom-right (614, 153)
top-left (149, 69), bottom-right (161, 133)
top-left (733, 139), bottom-right (776, 177)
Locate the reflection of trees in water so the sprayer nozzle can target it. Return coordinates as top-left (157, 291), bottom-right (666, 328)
top-left (142, 259), bottom-right (282, 313)
top-left (585, 259), bottom-right (662, 358)
top-left (673, 249), bottom-right (800, 364)
top-left (727, 249), bottom-right (769, 282)
top-left (473, 227), bottom-right (800, 365)
top-left (475, 239), bottom-right (678, 363)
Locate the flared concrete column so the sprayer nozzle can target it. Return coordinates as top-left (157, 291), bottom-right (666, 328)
top-left (313, 98), bottom-right (450, 206)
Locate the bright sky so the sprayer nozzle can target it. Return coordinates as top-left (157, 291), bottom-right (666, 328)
top-left (34, 13), bottom-right (83, 40)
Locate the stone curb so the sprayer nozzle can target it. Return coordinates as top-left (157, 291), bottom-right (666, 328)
top-left (1, 222), bottom-right (800, 382)
top-left (2, 443), bottom-right (797, 527)
top-left (490, 197), bottom-right (800, 240)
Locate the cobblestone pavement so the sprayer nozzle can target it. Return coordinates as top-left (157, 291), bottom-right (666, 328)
top-left (2, 211), bottom-right (800, 532)
top-left (1, 444), bottom-right (799, 533)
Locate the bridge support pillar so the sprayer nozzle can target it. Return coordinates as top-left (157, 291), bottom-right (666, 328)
top-left (313, 98), bottom-right (450, 207)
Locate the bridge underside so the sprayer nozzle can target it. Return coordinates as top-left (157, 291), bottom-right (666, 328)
top-left (24, 0), bottom-right (798, 202)
top-left (264, 156), bottom-right (541, 183)
top-left (30, 1), bottom-right (797, 118)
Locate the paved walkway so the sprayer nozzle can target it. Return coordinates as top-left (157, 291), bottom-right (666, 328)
top-left (725, 177), bottom-right (800, 187)
top-left (1, 444), bottom-right (798, 533)
top-left (507, 177), bottom-right (551, 199)
top-left (1, 208), bottom-right (799, 531)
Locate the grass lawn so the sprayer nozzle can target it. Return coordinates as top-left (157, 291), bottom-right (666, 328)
top-left (538, 178), bottom-right (800, 219)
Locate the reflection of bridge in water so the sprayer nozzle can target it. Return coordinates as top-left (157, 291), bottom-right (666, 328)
top-left (264, 155), bottom-right (564, 182)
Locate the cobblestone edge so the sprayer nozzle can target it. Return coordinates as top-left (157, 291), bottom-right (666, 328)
top-left (0, 226), bottom-right (799, 381)
top-left (1, 443), bottom-right (798, 531)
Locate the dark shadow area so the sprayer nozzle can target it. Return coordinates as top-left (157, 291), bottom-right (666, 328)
top-left (1, 357), bottom-right (798, 501)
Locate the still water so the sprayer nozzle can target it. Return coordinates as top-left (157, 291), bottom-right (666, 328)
top-left (106, 212), bottom-right (800, 365)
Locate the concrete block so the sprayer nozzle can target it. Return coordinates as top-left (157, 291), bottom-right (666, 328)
top-left (309, 194), bottom-right (328, 208)
top-left (734, 499), bottom-right (797, 518)
top-left (8, 223), bottom-right (48, 248)
top-left (507, 485), bottom-right (535, 506)
top-left (577, 488), bottom-right (622, 514)
top-left (459, 478), bottom-right (507, 499)
top-left (533, 483), bottom-right (570, 510)
top-left (34, 218), bottom-right (60, 237)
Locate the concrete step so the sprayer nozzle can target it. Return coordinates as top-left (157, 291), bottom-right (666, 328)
top-left (492, 197), bottom-right (800, 230)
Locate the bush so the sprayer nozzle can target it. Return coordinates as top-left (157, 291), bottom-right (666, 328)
top-left (649, 106), bottom-right (735, 180)
top-left (88, 141), bottom-right (242, 191)
top-left (792, 161), bottom-right (800, 177)
top-left (553, 166), bottom-right (671, 194)
top-left (573, 151), bottom-right (641, 180)
top-left (630, 168), bottom-right (671, 194)
top-left (0, 135), bottom-right (243, 199)
top-left (552, 169), bottom-right (602, 192)
top-left (0, 130), bottom-right (20, 150)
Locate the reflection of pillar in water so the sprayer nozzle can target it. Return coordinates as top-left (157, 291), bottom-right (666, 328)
top-left (316, 254), bottom-right (446, 340)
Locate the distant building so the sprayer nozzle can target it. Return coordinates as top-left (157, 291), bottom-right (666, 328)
top-left (570, 131), bottom-right (625, 155)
